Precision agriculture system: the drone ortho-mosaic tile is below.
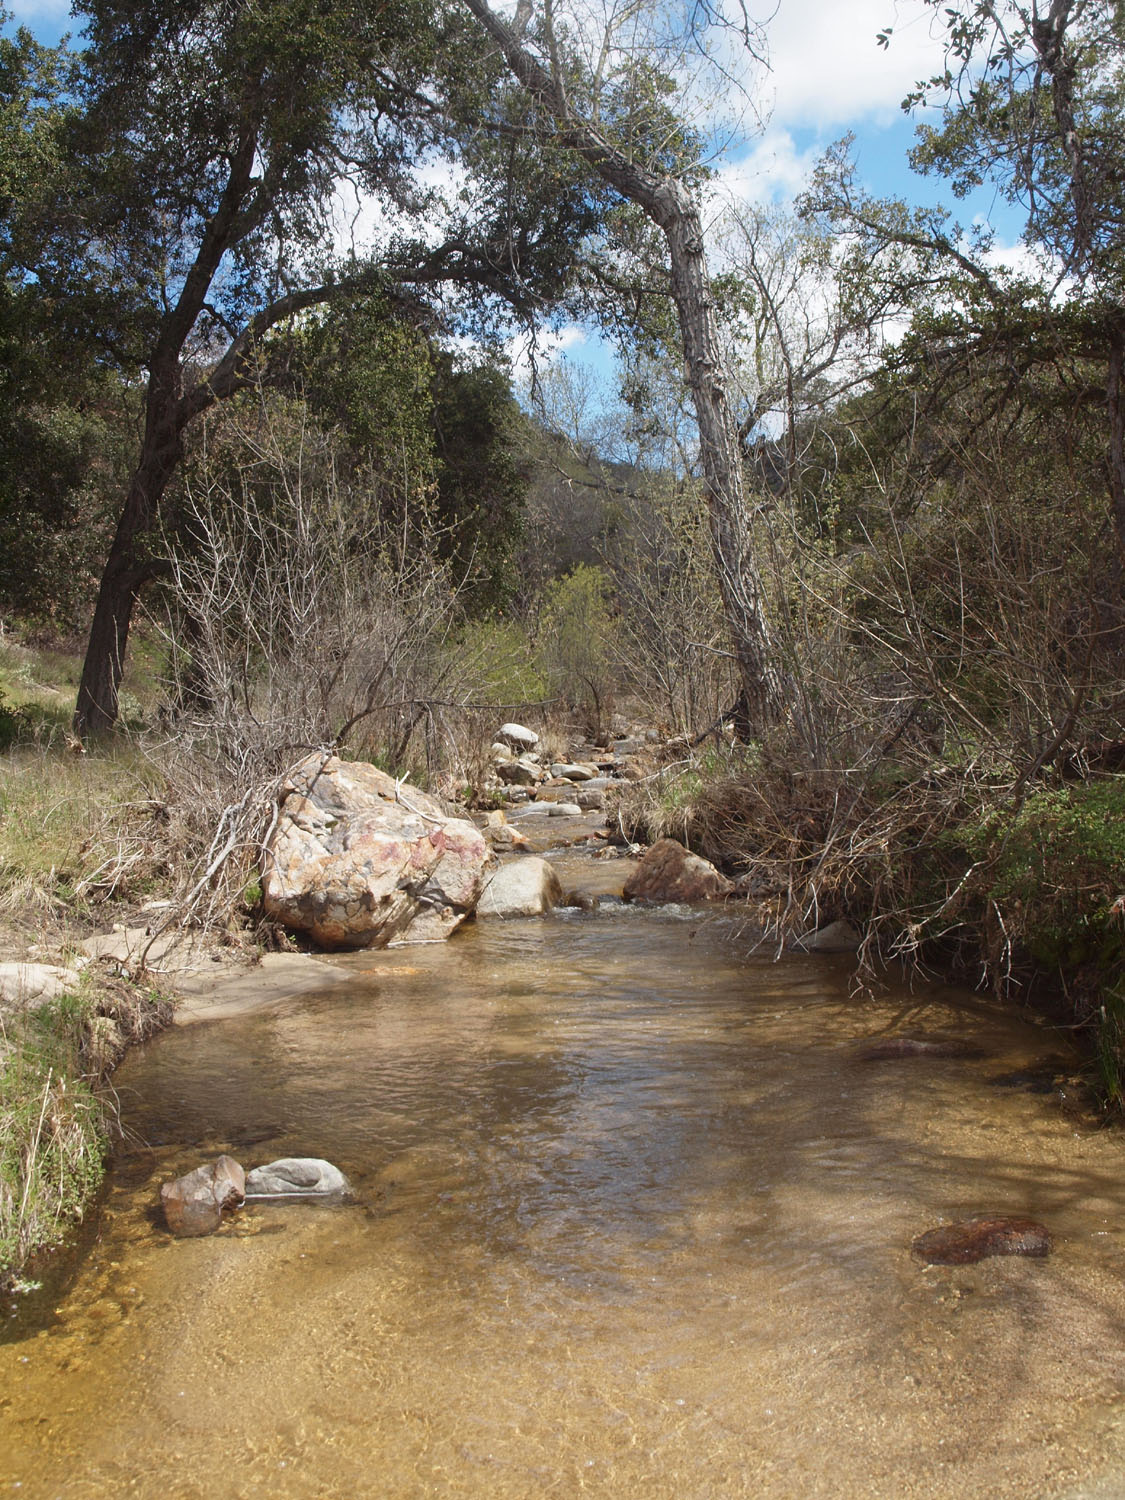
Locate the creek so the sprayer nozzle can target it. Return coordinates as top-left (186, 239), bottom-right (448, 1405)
top-left (4, 845), bottom-right (1125, 1498)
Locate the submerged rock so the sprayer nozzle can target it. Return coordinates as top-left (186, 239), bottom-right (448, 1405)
top-left (622, 839), bottom-right (732, 903)
top-left (561, 889), bottom-right (599, 912)
top-left (913, 1216), bottom-right (1051, 1265)
top-left (858, 1037), bottom-right (987, 1062)
top-left (262, 754), bottom-right (488, 950)
top-left (476, 857), bottom-right (563, 917)
top-left (244, 1157), bottom-right (349, 1197)
top-left (161, 1155), bottom-right (245, 1237)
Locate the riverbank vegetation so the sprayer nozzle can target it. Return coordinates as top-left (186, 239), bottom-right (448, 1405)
top-left (1, 0), bottom-right (1124, 1280)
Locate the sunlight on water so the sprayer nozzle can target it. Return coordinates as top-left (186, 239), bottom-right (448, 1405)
top-left (4, 880), bottom-right (1125, 1498)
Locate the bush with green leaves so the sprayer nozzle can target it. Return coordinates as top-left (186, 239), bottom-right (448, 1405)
top-left (536, 564), bottom-right (619, 738)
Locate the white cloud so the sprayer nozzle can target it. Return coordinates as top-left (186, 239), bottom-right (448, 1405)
top-left (509, 325), bottom-right (589, 382)
top-left (761, 0), bottom-right (948, 129)
top-left (709, 129), bottom-right (823, 210)
top-left (6, 0), bottom-right (70, 20)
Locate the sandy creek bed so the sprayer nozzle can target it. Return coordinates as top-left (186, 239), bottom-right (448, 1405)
top-left (4, 842), bottom-right (1125, 1498)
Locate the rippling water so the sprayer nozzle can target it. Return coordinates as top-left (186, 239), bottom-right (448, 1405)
top-left (4, 870), bottom-right (1125, 1498)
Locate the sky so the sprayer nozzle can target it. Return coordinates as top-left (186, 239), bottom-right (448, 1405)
top-left (5, 0), bottom-right (1025, 390)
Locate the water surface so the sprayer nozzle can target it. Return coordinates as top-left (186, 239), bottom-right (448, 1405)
top-left (4, 883), bottom-right (1125, 1498)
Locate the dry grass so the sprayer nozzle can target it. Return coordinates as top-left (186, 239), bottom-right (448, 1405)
top-left (0, 744), bottom-right (169, 938)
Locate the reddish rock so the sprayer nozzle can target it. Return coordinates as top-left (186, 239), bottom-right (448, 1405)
top-left (161, 1155), bottom-right (246, 1237)
top-left (622, 839), bottom-right (732, 903)
top-left (913, 1216), bottom-right (1051, 1265)
top-left (262, 754), bottom-right (489, 949)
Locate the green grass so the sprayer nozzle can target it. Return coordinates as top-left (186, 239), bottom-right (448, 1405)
top-left (0, 989), bottom-right (108, 1287)
top-left (0, 745), bottom-right (165, 918)
top-left (0, 973), bottom-right (172, 1290)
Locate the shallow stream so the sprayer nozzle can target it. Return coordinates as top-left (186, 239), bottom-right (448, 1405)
top-left (5, 850), bottom-right (1125, 1498)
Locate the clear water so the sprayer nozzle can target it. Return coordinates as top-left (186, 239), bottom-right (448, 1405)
top-left (4, 880), bottom-right (1125, 1498)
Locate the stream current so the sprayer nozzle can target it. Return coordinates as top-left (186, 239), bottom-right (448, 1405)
top-left (5, 849), bottom-right (1125, 1498)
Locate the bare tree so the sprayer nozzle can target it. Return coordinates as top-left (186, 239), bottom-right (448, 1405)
top-left (459, 0), bottom-right (790, 730)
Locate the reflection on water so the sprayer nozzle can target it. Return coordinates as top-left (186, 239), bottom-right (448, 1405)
top-left (4, 890), bottom-right (1125, 1499)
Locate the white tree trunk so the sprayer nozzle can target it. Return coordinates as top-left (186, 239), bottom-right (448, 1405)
top-left (460, 0), bottom-right (786, 728)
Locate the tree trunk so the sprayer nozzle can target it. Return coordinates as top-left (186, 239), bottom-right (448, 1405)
top-left (659, 193), bottom-right (784, 728)
top-left (1107, 323), bottom-right (1125, 571)
top-left (73, 363), bottom-right (183, 736)
top-left (459, 0), bottom-right (788, 733)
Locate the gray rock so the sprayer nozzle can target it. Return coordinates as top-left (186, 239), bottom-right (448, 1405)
top-left (497, 759), bottom-right (540, 787)
top-left (549, 762), bottom-right (597, 781)
top-left (576, 789), bottom-right (605, 810)
top-left (244, 1157), bottom-right (350, 1197)
top-left (497, 722), bottom-right (539, 750)
top-left (476, 857), bottom-right (563, 917)
top-left (0, 961), bottom-right (84, 1007)
top-left (795, 919), bottom-right (862, 953)
top-left (548, 803), bottom-right (583, 817)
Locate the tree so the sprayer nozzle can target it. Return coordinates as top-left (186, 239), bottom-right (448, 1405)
top-left (457, 0), bottom-right (791, 731)
top-left (2, 0), bottom-right (597, 733)
top-left (804, 0), bottom-right (1125, 571)
top-left (295, 298), bottom-right (533, 608)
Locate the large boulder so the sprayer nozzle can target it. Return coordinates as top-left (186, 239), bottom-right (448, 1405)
top-left (476, 857), bottom-right (563, 917)
top-left (622, 838), bottom-right (732, 903)
top-left (263, 755), bottom-right (489, 949)
top-left (161, 1155), bottom-right (245, 1237)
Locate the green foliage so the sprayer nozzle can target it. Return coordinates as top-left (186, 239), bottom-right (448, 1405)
top-left (295, 298), bottom-right (437, 501)
top-left (963, 783), bottom-right (1125, 970)
top-left (0, 684), bottom-right (23, 750)
top-left (537, 564), bottom-right (619, 735)
top-left (1095, 980), bottom-right (1125, 1111)
top-left (430, 355), bottom-right (532, 610)
top-left (295, 305), bottom-right (533, 609)
top-left (457, 616), bottom-right (546, 705)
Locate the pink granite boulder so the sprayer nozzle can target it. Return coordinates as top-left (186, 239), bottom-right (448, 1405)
top-left (262, 754), bottom-right (489, 949)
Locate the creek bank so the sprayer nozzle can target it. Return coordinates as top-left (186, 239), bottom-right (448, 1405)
top-left (0, 950), bottom-right (173, 1293)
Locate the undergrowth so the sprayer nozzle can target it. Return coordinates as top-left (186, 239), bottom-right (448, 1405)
top-left (619, 753), bottom-right (1125, 1104)
top-left (0, 973), bottom-right (171, 1290)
